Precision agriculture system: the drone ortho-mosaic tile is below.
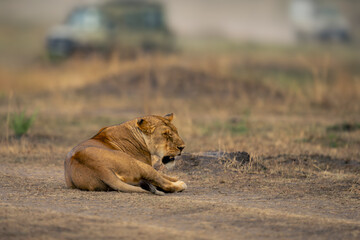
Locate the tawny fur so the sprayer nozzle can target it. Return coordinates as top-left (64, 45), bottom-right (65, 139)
top-left (64, 113), bottom-right (186, 195)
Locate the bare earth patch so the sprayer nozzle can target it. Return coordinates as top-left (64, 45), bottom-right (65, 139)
top-left (1, 151), bottom-right (359, 240)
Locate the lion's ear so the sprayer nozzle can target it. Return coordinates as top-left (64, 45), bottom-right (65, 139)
top-left (137, 118), bottom-right (155, 134)
top-left (164, 113), bottom-right (174, 122)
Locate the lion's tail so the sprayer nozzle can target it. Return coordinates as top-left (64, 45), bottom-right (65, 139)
top-left (139, 179), bottom-right (165, 196)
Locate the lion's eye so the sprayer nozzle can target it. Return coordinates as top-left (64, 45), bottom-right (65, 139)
top-left (162, 131), bottom-right (172, 138)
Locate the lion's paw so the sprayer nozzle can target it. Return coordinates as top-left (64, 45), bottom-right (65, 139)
top-left (174, 180), bottom-right (187, 191)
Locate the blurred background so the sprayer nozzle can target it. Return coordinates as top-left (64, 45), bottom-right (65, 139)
top-left (0, 0), bottom-right (359, 64)
top-left (0, 0), bottom-right (359, 157)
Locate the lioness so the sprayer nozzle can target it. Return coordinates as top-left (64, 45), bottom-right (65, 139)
top-left (64, 113), bottom-right (186, 195)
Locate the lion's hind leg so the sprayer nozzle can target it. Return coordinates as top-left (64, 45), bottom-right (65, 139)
top-left (66, 158), bottom-right (111, 191)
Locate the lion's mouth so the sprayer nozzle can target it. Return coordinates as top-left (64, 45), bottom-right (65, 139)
top-left (162, 155), bottom-right (176, 164)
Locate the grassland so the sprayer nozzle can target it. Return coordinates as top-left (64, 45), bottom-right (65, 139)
top-left (1, 46), bottom-right (360, 239)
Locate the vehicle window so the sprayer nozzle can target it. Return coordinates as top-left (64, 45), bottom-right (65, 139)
top-left (144, 9), bottom-right (163, 29)
top-left (123, 10), bottom-right (163, 29)
top-left (66, 8), bottom-right (102, 29)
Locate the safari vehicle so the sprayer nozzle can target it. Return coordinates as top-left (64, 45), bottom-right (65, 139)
top-left (46, 1), bottom-right (174, 59)
top-left (290, 0), bottom-right (351, 43)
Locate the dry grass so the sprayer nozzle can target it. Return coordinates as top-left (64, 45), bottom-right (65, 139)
top-left (0, 48), bottom-right (359, 175)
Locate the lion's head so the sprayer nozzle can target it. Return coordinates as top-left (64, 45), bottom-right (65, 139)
top-left (136, 113), bottom-right (185, 165)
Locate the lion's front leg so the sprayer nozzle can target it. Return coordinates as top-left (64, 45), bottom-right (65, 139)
top-left (138, 161), bottom-right (187, 193)
top-left (151, 156), bottom-right (179, 183)
top-left (169, 180), bottom-right (187, 192)
top-left (151, 172), bottom-right (187, 193)
top-left (155, 180), bottom-right (187, 193)
top-left (161, 173), bottom-right (179, 182)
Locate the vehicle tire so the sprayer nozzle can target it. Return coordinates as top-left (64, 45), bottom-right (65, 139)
top-left (47, 38), bottom-right (76, 59)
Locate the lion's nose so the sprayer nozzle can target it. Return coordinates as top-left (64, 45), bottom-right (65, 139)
top-left (177, 146), bottom-right (185, 152)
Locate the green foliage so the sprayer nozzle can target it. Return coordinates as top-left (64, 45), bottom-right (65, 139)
top-left (326, 133), bottom-right (346, 148)
top-left (326, 122), bottom-right (360, 132)
top-left (9, 109), bottom-right (37, 138)
top-left (299, 132), bottom-right (347, 149)
top-left (200, 110), bottom-right (251, 136)
top-left (227, 109), bottom-right (251, 135)
top-left (226, 120), bottom-right (248, 135)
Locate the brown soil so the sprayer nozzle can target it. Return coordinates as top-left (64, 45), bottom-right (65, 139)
top-left (1, 152), bottom-right (359, 240)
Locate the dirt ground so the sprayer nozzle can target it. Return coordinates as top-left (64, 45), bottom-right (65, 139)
top-left (1, 149), bottom-right (359, 240)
